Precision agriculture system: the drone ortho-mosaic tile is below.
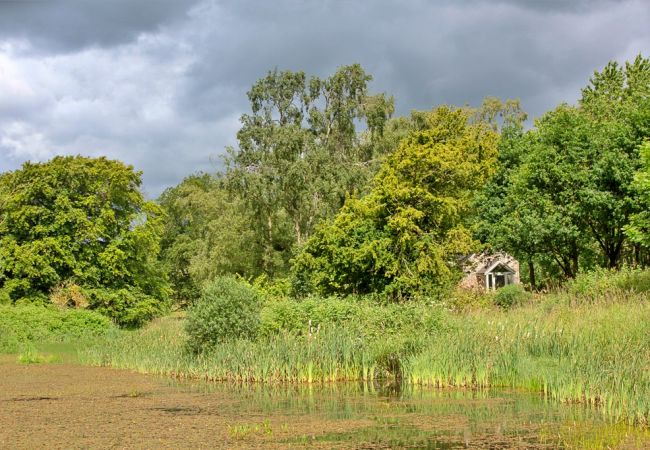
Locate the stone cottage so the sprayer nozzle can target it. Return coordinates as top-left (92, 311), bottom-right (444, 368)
top-left (459, 252), bottom-right (520, 291)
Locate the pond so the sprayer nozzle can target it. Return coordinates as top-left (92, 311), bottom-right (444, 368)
top-left (1, 361), bottom-right (648, 449)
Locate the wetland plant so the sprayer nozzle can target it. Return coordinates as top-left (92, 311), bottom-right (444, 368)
top-left (79, 271), bottom-right (650, 426)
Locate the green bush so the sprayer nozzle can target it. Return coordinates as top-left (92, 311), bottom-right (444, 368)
top-left (85, 288), bottom-right (166, 328)
top-left (260, 297), bottom-right (362, 336)
top-left (0, 304), bottom-right (113, 353)
top-left (446, 288), bottom-right (493, 311)
top-left (185, 276), bottom-right (262, 353)
top-left (0, 288), bottom-right (10, 305)
top-left (0, 325), bottom-right (20, 353)
top-left (259, 296), bottom-right (446, 339)
top-left (493, 284), bottom-right (529, 309)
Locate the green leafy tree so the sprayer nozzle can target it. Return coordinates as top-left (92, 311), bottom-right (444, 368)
top-left (478, 55), bottom-right (650, 284)
top-left (0, 156), bottom-right (169, 316)
top-left (575, 55), bottom-right (650, 267)
top-left (158, 173), bottom-right (255, 305)
top-left (473, 101), bottom-right (547, 286)
top-left (293, 106), bottom-right (499, 299)
top-left (227, 64), bottom-right (394, 276)
top-left (185, 276), bottom-right (262, 353)
top-left (627, 141), bottom-right (650, 249)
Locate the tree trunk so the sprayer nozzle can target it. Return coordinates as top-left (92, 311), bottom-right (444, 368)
top-left (294, 219), bottom-right (302, 246)
top-left (606, 237), bottom-right (624, 269)
top-left (264, 214), bottom-right (273, 273)
top-left (570, 242), bottom-right (579, 278)
top-left (528, 259), bottom-right (536, 291)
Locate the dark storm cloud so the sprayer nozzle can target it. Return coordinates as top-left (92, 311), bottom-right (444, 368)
top-left (0, 0), bottom-right (648, 195)
top-left (0, 0), bottom-right (202, 53)
top-left (179, 0), bottom-right (649, 120)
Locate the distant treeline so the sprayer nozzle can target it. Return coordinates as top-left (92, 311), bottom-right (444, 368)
top-left (1, 56), bottom-right (649, 312)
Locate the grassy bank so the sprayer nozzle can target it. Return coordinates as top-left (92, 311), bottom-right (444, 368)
top-left (407, 301), bottom-right (650, 425)
top-left (0, 304), bottom-right (114, 354)
top-left (77, 272), bottom-right (650, 426)
top-left (3, 269), bottom-right (649, 426)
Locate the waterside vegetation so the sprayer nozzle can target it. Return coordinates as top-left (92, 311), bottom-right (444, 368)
top-left (74, 268), bottom-right (650, 426)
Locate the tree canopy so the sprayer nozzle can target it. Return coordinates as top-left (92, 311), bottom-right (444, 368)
top-left (292, 106), bottom-right (499, 299)
top-left (0, 156), bottom-right (168, 322)
top-left (158, 173), bottom-right (255, 306)
top-left (476, 55), bottom-right (650, 285)
top-left (5, 56), bottom-right (648, 314)
top-left (226, 64), bottom-right (395, 276)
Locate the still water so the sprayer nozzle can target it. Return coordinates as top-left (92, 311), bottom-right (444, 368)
top-left (171, 380), bottom-right (650, 449)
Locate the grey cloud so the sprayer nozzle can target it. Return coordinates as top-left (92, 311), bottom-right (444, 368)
top-left (0, 0), bottom-right (649, 197)
top-left (0, 0), bottom-right (201, 53)
top-left (180, 0), bottom-right (650, 120)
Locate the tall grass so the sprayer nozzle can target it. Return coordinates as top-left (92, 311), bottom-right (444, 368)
top-left (80, 268), bottom-right (650, 425)
top-left (80, 316), bottom-right (419, 383)
top-left (407, 301), bottom-right (650, 425)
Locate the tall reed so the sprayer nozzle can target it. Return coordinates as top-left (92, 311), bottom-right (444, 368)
top-left (407, 300), bottom-right (650, 426)
top-left (80, 274), bottom-right (650, 426)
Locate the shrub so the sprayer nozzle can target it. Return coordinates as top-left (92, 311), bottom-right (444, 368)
top-left (251, 275), bottom-right (292, 300)
top-left (564, 267), bottom-right (650, 305)
top-left (0, 304), bottom-right (113, 353)
top-left (259, 296), bottom-right (447, 339)
top-left (0, 288), bottom-right (10, 305)
top-left (446, 288), bottom-right (492, 311)
top-left (0, 325), bottom-right (20, 353)
top-left (50, 281), bottom-right (89, 309)
top-left (185, 276), bottom-right (262, 353)
top-left (85, 288), bottom-right (166, 328)
top-left (493, 284), bottom-right (529, 309)
top-left (13, 292), bottom-right (49, 306)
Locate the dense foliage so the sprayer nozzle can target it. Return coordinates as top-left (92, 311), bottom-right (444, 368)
top-left (158, 174), bottom-right (254, 306)
top-left (225, 64), bottom-right (395, 277)
top-left (0, 304), bottom-right (113, 353)
top-left (185, 276), bottom-right (262, 353)
top-left (154, 55), bottom-right (649, 300)
top-left (477, 55), bottom-right (650, 286)
top-left (0, 156), bottom-right (169, 323)
top-left (292, 106), bottom-right (499, 298)
top-left (1, 56), bottom-right (649, 322)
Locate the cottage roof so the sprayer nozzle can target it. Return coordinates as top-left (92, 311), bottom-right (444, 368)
top-left (461, 251), bottom-right (517, 275)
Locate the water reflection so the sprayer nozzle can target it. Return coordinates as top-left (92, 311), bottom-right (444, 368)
top-left (164, 378), bottom-right (649, 449)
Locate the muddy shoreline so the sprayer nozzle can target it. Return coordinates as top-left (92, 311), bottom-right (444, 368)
top-left (2, 360), bottom-right (648, 449)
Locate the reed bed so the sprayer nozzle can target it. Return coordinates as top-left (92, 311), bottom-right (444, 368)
top-left (407, 300), bottom-right (650, 426)
top-left (81, 318), bottom-right (388, 383)
top-left (80, 283), bottom-right (650, 426)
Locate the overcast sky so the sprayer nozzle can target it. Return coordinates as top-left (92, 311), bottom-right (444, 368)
top-left (0, 0), bottom-right (648, 196)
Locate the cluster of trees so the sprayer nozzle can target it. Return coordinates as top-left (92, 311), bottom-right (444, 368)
top-left (1, 56), bottom-right (649, 316)
top-left (292, 105), bottom-right (501, 298)
top-left (161, 56), bottom-right (650, 300)
top-left (476, 56), bottom-right (650, 287)
top-left (0, 157), bottom-right (168, 325)
top-left (160, 64), bottom-right (399, 303)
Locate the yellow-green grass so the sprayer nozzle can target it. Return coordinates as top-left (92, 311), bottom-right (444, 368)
top-left (79, 295), bottom-right (650, 426)
top-left (408, 300), bottom-right (650, 426)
